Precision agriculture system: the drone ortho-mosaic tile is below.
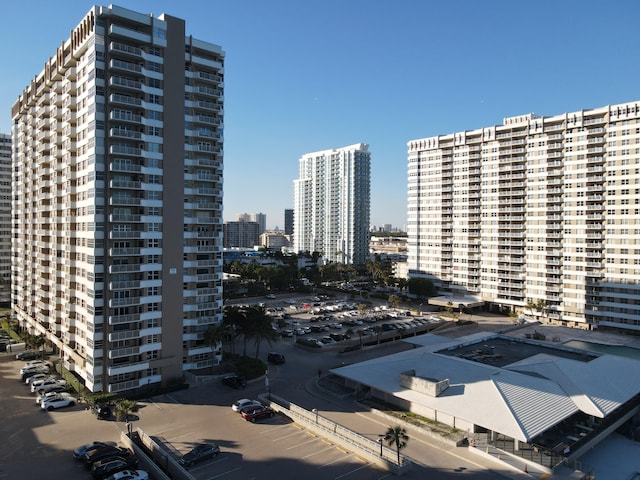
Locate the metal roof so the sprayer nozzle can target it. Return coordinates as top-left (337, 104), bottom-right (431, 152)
top-left (332, 333), bottom-right (640, 443)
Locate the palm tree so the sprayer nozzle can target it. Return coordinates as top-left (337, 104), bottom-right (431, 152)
top-left (244, 306), bottom-right (278, 359)
top-left (203, 323), bottom-right (225, 358)
top-left (384, 425), bottom-right (409, 464)
top-left (115, 399), bottom-right (138, 421)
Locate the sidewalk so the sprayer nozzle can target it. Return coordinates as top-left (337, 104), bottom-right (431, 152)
top-left (304, 372), bottom-right (584, 479)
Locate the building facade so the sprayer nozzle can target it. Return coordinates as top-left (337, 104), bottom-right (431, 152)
top-left (0, 134), bottom-right (11, 303)
top-left (293, 143), bottom-right (370, 264)
top-left (284, 208), bottom-right (293, 235)
top-left (11, 5), bottom-right (224, 393)
top-left (237, 212), bottom-right (266, 234)
top-left (407, 101), bottom-right (640, 332)
top-left (223, 221), bottom-right (259, 248)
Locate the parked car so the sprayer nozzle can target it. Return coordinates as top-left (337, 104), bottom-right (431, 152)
top-left (103, 470), bottom-right (148, 480)
top-left (280, 329), bottom-right (294, 338)
top-left (16, 350), bottom-right (40, 360)
top-left (36, 391), bottom-right (73, 406)
top-left (42, 395), bottom-right (76, 411)
top-left (267, 352), bottom-right (285, 364)
top-left (320, 336), bottom-right (336, 345)
top-left (178, 443), bottom-right (220, 467)
top-left (22, 359), bottom-right (50, 368)
top-left (240, 405), bottom-right (275, 422)
top-left (73, 441), bottom-right (118, 460)
top-left (32, 378), bottom-right (67, 394)
top-left (222, 374), bottom-right (246, 389)
top-left (20, 363), bottom-right (50, 376)
top-left (94, 404), bottom-right (112, 420)
top-left (21, 367), bottom-right (51, 382)
top-left (91, 456), bottom-right (139, 480)
top-left (231, 398), bottom-right (261, 412)
top-left (84, 446), bottom-right (133, 468)
top-left (25, 372), bottom-right (52, 385)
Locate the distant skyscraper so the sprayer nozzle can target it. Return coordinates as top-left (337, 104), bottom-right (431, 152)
top-left (407, 100), bottom-right (640, 332)
top-left (293, 143), bottom-right (370, 264)
top-left (11, 5), bottom-right (224, 394)
top-left (0, 134), bottom-right (10, 303)
top-left (237, 212), bottom-right (266, 234)
top-left (284, 208), bottom-right (294, 235)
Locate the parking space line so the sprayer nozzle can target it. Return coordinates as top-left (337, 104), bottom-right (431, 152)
top-left (300, 444), bottom-right (337, 459)
top-left (318, 453), bottom-right (354, 468)
top-left (205, 466), bottom-right (242, 479)
top-left (334, 463), bottom-right (371, 479)
top-left (285, 436), bottom-right (321, 450)
top-left (275, 429), bottom-right (306, 440)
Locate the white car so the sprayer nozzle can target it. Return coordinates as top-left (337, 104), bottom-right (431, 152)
top-left (25, 373), bottom-right (52, 385)
top-left (36, 391), bottom-right (72, 405)
top-left (20, 364), bottom-right (50, 376)
top-left (22, 359), bottom-right (50, 369)
top-left (231, 398), bottom-right (261, 412)
top-left (41, 395), bottom-right (76, 411)
top-left (104, 470), bottom-right (149, 480)
top-left (31, 378), bottom-right (66, 393)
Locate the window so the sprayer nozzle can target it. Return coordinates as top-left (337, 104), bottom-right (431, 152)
top-left (147, 61), bottom-right (162, 73)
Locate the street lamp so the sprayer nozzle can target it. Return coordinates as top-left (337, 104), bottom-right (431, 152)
top-left (312, 408), bottom-right (318, 424)
top-left (265, 369), bottom-right (270, 399)
top-left (378, 435), bottom-right (384, 457)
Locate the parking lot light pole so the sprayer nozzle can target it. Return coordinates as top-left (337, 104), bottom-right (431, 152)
top-left (378, 435), bottom-right (384, 457)
top-left (312, 408), bottom-right (318, 424)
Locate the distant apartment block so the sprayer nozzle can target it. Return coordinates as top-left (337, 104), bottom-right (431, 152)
top-left (293, 143), bottom-right (371, 264)
top-left (259, 230), bottom-right (290, 249)
top-left (407, 101), bottom-right (640, 332)
top-left (284, 208), bottom-right (293, 235)
top-left (0, 134), bottom-right (10, 303)
top-left (237, 212), bottom-right (266, 234)
top-left (11, 5), bottom-right (224, 393)
top-left (224, 221), bottom-right (259, 248)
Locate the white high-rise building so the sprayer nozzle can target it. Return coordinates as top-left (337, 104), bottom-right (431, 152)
top-left (0, 134), bottom-right (11, 303)
top-left (11, 5), bottom-right (224, 393)
top-left (408, 101), bottom-right (640, 332)
top-left (293, 143), bottom-right (370, 264)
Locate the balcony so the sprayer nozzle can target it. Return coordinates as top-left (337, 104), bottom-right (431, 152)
top-left (110, 58), bottom-right (142, 74)
top-left (110, 76), bottom-right (142, 90)
top-left (109, 41), bottom-right (142, 57)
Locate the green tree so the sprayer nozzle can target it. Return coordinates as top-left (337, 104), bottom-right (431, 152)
top-left (115, 399), bottom-right (138, 421)
top-left (244, 306), bottom-right (278, 359)
top-left (407, 277), bottom-right (435, 297)
top-left (388, 294), bottom-right (402, 309)
top-left (203, 323), bottom-right (225, 358)
top-left (384, 425), bottom-right (409, 464)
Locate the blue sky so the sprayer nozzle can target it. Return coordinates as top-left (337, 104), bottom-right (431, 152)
top-left (2, 1), bottom-right (640, 230)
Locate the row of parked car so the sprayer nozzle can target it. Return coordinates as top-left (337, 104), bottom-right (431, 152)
top-left (18, 358), bottom-right (79, 411)
top-left (73, 441), bottom-right (146, 480)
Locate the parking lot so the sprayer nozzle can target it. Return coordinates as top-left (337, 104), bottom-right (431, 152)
top-left (0, 293), bottom-right (514, 480)
top-left (0, 350), bottom-right (396, 480)
top-left (142, 390), bottom-right (393, 480)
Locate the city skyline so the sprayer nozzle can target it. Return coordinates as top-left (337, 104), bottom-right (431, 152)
top-left (3, 1), bottom-right (640, 228)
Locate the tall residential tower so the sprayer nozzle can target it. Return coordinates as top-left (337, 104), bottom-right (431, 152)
top-left (11, 5), bottom-right (224, 393)
top-left (0, 134), bottom-right (11, 303)
top-left (293, 143), bottom-right (370, 264)
top-left (407, 101), bottom-right (640, 332)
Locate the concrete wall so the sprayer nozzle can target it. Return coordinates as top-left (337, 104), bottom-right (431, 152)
top-left (261, 393), bottom-right (412, 475)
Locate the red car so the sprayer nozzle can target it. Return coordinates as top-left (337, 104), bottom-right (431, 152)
top-left (240, 405), bottom-right (275, 422)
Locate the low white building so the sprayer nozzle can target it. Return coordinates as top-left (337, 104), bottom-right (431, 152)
top-left (332, 332), bottom-right (640, 469)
